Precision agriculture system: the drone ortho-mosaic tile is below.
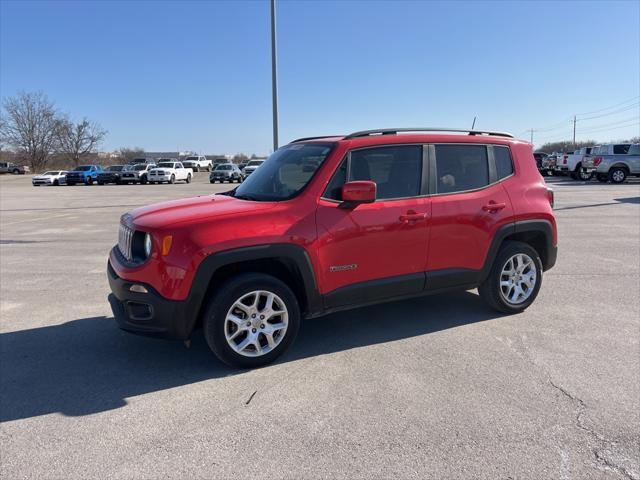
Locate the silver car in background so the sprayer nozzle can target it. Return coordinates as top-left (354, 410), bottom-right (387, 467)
top-left (583, 143), bottom-right (638, 183)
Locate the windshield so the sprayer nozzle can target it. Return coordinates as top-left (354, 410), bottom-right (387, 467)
top-left (134, 165), bottom-right (147, 171)
top-left (185, 157), bottom-right (198, 161)
top-left (76, 166), bottom-right (92, 171)
top-left (247, 160), bottom-right (263, 167)
top-left (234, 143), bottom-right (334, 201)
top-left (107, 166), bottom-right (123, 171)
top-left (215, 165), bottom-right (232, 170)
top-left (43, 171), bottom-right (59, 175)
top-left (158, 162), bottom-right (174, 168)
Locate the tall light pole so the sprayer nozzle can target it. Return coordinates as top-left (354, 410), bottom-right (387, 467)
top-left (270, 0), bottom-right (279, 151)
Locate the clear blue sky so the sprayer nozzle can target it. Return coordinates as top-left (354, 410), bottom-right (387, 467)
top-left (1, 0), bottom-right (638, 154)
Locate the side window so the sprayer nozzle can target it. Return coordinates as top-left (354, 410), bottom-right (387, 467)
top-left (177, 163), bottom-right (183, 168)
top-left (322, 145), bottom-right (422, 201)
top-left (435, 145), bottom-right (489, 194)
top-left (350, 145), bottom-right (422, 200)
top-left (494, 146), bottom-right (514, 180)
top-left (613, 144), bottom-right (630, 155)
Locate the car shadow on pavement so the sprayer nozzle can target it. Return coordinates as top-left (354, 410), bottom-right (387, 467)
top-left (1, 291), bottom-right (501, 422)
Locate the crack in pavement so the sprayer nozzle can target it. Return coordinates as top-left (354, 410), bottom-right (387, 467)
top-left (494, 335), bottom-right (638, 479)
top-left (548, 379), bottom-right (638, 480)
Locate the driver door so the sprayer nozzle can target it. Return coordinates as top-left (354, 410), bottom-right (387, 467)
top-left (315, 145), bottom-right (430, 308)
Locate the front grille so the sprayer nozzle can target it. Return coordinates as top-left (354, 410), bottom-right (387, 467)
top-left (118, 223), bottom-right (134, 261)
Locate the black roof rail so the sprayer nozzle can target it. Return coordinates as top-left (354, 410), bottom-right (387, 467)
top-left (290, 135), bottom-right (342, 143)
top-left (344, 128), bottom-right (514, 139)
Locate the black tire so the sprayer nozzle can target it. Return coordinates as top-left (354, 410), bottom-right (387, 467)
top-left (140, 175), bottom-right (148, 185)
top-left (210, 180), bottom-right (215, 184)
top-left (203, 273), bottom-right (301, 368)
top-left (12, 168), bottom-right (20, 174)
top-left (97, 181), bottom-right (104, 185)
top-left (53, 179), bottom-right (59, 186)
top-left (608, 167), bottom-right (627, 184)
top-left (86, 177), bottom-right (93, 185)
top-left (478, 241), bottom-right (543, 314)
top-left (185, 173), bottom-right (192, 183)
top-left (596, 174), bottom-right (608, 183)
top-left (169, 174), bottom-right (175, 184)
top-left (578, 168), bottom-right (593, 181)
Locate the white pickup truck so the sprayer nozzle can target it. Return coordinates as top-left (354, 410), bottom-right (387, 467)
top-left (182, 156), bottom-right (212, 172)
top-left (559, 146), bottom-right (596, 180)
top-left (582, 143), bottom-right (639, 183)
top-left (148, 161), bottom-right (193, 184)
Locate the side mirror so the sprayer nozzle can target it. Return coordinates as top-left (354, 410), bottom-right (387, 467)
top-left (341, 181), bottom-right (376, 207)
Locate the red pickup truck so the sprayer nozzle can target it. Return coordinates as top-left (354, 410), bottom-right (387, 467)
top-left (108, 128), bottom-right (557, 368)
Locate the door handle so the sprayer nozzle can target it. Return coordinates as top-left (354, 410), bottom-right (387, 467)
top-left (399, 211), bottom-right (428, 223)
top-left (482, 202), bottom-right (506, 212)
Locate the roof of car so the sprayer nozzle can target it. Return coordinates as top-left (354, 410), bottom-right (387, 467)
top-left (290, 128), bottom-right (524, 146)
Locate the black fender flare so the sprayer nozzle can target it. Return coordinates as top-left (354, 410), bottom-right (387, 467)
top-left (181, 244), bottom-right (322, 336)
top-left (480, 220), bottom-right (557, 281)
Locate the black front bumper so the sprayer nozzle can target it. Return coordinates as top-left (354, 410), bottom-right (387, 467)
top-left (107, 261), bottom-right (192, 340)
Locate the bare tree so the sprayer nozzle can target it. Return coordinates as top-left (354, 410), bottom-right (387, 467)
top-left (57, 117), bottom-right (107, 167)
top-left (115, 147), bottom-right (145, 164)
top-left (0, 92), bottom-right (62, 171)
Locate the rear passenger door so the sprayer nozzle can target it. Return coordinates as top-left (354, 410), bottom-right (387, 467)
top-left (426, 144), bottom-right (514, 287)
top-left (316, 145), bottom-right (430, 306)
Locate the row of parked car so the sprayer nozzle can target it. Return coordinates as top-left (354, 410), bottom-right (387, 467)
top-left (534, 143), bottom-right (640, 183)
top-left (31, 157), bottom-right (267, 187)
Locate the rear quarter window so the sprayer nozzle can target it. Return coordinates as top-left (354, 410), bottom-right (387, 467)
top-left (494, 146), bottom-right (514, 180)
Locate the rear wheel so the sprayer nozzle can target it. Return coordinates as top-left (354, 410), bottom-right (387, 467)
top-left (186, 173), bottom-right (192, 183)
top-left (609, 167), bottom-right (627, 184)
top-left (478, 241), bottom-right (543, 314)
top-left (203, 273), bottom-right (300, 368)
top-left (578, 167), bottom-right (593, 181)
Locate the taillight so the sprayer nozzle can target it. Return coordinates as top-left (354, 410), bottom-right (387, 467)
top-left (547, 188), bottom-right (554, 209)
top-left (594, 156), bottom-right (602, 166)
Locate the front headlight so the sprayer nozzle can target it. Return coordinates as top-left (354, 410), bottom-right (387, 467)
top-left (144, 233), bottom-right (153, 258)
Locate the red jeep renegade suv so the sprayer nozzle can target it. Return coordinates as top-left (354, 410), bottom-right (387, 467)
top-left (108, 128), bottom-right (557, 368)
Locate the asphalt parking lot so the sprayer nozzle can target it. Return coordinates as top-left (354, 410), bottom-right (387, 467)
top-left (1, 173), bottom-right (638, 479)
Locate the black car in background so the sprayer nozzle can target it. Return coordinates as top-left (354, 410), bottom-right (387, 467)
top-left (97, 165), bottom-right (129, 185)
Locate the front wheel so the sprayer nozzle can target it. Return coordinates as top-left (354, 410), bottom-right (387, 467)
top-left (609, 167), bottom-right (627, 184)
top-left (478, 241), bottom-right (543, 314)
top-left (169, 174), bottom-right (175, 184)
top-left (203, 273), bottom-right (301, 368)
top-left (86, 177), bottom-right (93, 185)
top-left (53, 179), bottom-right (59, 186)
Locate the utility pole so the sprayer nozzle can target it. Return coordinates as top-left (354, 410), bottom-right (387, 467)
top-left (572, 115), bottom-right (577, 146)
top-left (270, 0), bottom-right (279, 152)
top-left (529, 128), bottom-right (535, 144)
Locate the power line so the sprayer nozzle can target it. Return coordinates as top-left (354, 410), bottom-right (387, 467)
top-left (577, 102), bottom-right (639, 121)
top-left (575, 95), bottom-right (639, 116)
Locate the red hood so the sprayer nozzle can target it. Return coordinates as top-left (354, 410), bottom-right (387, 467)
top-left (128, 194), bottom-right (274, 230)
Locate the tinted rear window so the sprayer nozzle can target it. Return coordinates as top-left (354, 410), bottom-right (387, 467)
top-left (435, 145), bottom-right (489, 194)
top-left (494, 146), bottom-right (514, 180)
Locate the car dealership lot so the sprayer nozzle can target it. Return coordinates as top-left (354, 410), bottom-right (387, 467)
top-left (1, 174), bottom-right (638, 479)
